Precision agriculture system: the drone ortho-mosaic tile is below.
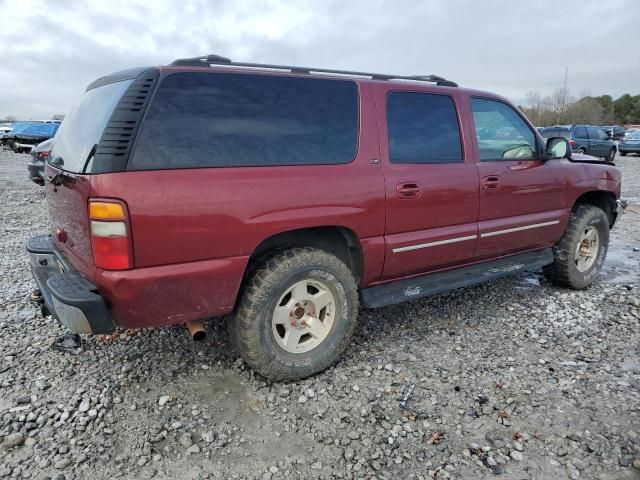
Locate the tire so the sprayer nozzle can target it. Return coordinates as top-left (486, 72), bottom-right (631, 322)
top-left (543, 205), bottom-right (609, 289)
top-left (605, 148), bottom-right (616, 162)
top-left (620, 151), bottom-right (627, 157)
top-left (577, 147), bottom-right (586, 154)
top-left (228, 247), bottom-right (359, 381)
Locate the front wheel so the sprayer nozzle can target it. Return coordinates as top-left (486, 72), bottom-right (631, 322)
top-left (543, 205), bottom-right (609, 289)
top-left (228, 247), bottom-right (359, 381)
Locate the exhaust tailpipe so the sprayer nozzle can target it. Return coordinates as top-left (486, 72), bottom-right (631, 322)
top-left (186, 320), bottom-right (206, 341)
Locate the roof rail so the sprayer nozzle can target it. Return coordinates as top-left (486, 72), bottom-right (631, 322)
top-left (169, 55), bottom-right (458, 87)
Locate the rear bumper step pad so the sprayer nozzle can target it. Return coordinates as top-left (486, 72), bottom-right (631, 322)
top-left (27, 234), bottom-right (115, 334)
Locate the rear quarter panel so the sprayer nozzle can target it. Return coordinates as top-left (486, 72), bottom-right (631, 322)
top-left (88, 81), bottom-right (386, 328)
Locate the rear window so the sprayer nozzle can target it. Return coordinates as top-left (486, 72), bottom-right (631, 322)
top-left (50, 80), bottom-right (133, 173)
top-left (130, 72), bottom-right (359, 169)
top-left (540, 128), bottom-right (570, 139)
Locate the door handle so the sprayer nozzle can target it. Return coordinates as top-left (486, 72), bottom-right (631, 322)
top-left (396, 182), bottom-right (421, 199)
top-left (482, 175), bottom-right (501, 190)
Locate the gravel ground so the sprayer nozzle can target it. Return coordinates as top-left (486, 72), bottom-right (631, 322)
top-left (1, 149), bottom-right (639, 480)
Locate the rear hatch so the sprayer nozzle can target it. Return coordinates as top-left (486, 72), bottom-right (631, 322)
top-left (45, 78), bottom-right (135, 277)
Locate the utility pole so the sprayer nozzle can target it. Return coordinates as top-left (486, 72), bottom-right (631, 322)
top-left (557, 66), bottom-right (568, 124)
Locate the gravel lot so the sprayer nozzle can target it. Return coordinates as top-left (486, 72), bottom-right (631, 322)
top-left (1, 149), bottom-right (639, 480)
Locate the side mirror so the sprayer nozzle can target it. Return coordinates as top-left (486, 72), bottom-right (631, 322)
top-left (543, 137), bottom-right (572, 160)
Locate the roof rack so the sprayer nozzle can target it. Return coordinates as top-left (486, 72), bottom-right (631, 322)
top-left (169, 55), bottom-right (458, 87)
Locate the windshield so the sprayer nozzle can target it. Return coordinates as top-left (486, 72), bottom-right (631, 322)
top-left (626, 131), bottom-right (640, 139)
top-left (50, 79), bottom-right (132, 173)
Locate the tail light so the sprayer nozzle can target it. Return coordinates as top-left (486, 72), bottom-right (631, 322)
top-left (88, 200), bottom-right (132, 270)
top-left (36, 150), bottom-right (50, 160)
top-left (569, 139), bottom-right (576, 148)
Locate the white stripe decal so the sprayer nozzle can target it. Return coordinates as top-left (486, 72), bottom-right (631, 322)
top-left (480, 220), bottom-right (560, 238)
top-left (392, 235), bottom-right (477, 253)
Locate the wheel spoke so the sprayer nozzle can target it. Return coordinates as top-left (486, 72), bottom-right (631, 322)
top-left (291, 282), bottom-right (309, 302)
top-left (312, 290), bottom-right (333, 313)
top-left (305, 316), bottom-right (329, 339)
top-left (284, 329), bottom-right (303, 350)
top-left (273, 306), bottom-right (291, 325)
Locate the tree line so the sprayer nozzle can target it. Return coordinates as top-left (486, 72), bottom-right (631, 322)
top-left (519, 89), bottom-right (640, 127)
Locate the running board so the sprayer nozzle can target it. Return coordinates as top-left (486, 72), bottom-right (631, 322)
top-left (360, 249), bottom-right (553, 308)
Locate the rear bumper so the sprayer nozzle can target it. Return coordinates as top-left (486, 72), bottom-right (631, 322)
top-left (27, 159), bottom-right (44, 185)
top-left (28, 234), bottom-right (248, 332)
top-left (27, 235), bottom-right (115, 334)
top-left (619, 145), bottom-right (640, 153)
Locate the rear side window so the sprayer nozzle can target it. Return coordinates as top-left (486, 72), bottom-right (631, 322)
top-left (130, 72), bottom-right (358, 169)
top-left (386, 92), bottom-right (463, 164)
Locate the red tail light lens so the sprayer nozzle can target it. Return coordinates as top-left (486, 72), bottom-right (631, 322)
top-left (569, 139), bottom-right (576, 148)
top-left (88, 200), bottom-right (132, 270)
top-left (36, 151), bottom-right (50, 160)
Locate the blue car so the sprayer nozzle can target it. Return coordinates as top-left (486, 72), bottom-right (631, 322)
top-left (619, 130), bottom-right (640, 156)
top-left (539, 125), bottom-right (617, 162)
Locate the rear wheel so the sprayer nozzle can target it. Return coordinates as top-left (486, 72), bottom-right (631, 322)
top-left (620, 151), bottom-right (627, 157)
top-left (228, 247), bottom-right (359, 381)
top-left (605, 148), bottom-right (616, 162)
top-left (543, 205), bottom-right (609, 289)
top-left (577, 147), bottom-right (586, 154)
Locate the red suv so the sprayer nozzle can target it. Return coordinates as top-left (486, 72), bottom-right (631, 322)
top-left (28, 55), bottom-right (624, 380)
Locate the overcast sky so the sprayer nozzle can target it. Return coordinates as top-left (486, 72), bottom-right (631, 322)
top-left (1, 0), bottom-right (638, 119)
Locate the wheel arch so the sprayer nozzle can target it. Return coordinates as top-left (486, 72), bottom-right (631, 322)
top-left (248, 226), bottom-right (364, 284)
top-left (572, 190), bottom-right (618, 227)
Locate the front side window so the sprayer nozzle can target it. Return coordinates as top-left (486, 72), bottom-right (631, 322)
top-left (470, 98), bottom-right (537, 161)
top-left (386, 92), bottom-right (463, 164)
top-left (130, 72), bottom-right (358, 169)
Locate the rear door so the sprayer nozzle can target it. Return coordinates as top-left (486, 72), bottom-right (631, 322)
top-left (572, 125), bottom-right (589, 153)
top-left (376, 85), bottom-right (479, 280)
top-left (587, 126), bottom-right (607, 156)
top-left (468, 97), bottom-right (568, 259)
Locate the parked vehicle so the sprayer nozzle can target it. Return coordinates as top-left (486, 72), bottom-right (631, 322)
top-left (2, 121), bottom-right (60, 153)
top-left (624, 128), bottom-right (639, 138)
top-left (28, 55), bottom-right (623, 380)
top-left (28, 138), bottom-right (54, 185)
top-left (539, 125), bottom-right (617, 161)
top-left (601, 125), bottom-right (625, 140)
top-left (0, 122), bottom-right (13, 135)
top-left (619, 130), bottom-right (640, 156)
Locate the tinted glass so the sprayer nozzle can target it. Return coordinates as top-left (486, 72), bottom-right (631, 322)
top-left (470, 98), bottom-right (536, 161)
top-left (386, 92), bottom-right (462, 164)
top-left (587, 126), bottom-right (604, 140)
top-left (130, 72), bottom-right (358, 169)
top-left (50, 80), bottom-right (133, 173)
top-left (574, 126), bottom-right (588, 138)
top-left (540, 127), bottom-right (569, 139)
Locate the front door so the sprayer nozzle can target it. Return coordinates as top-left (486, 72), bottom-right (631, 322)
top-left (469, 97), bottom-right (569, 260)
top-left (377, 86), bottom-right (479, 280)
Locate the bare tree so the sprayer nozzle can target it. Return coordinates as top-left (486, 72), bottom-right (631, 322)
top-left (525, 91), bottom-right (543, 126)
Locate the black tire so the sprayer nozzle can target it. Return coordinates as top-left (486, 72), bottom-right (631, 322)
top-left (543, 205), bottom-right (609, 289)
top-left (604, 148), bottom-right (616, 162)
top-left (228, 247), bottom-right (359, 381)
top-left (577, 147), bottom-right (586, 154)
top-left (620, 151), bottom-right (627, 157)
